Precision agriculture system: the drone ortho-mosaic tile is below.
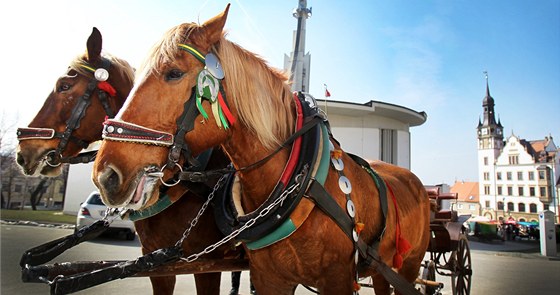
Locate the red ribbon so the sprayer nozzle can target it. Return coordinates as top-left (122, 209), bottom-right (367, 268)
top-left (97, 81), bottom-right (117, 97)
top-left (217, 92), bottom-right (236, 126)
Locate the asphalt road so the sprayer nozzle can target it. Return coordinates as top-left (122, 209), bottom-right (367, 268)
top-left (1, 223), bottom-right (559, 294)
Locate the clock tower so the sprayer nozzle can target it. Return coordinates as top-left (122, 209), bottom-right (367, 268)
top-left (477, 73), bottom-right (504, 217)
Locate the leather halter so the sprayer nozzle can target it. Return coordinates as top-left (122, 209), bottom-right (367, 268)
top-left (17, 58), bottom-right (118, 166)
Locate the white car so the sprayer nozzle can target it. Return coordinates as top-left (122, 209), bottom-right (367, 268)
top-left (76, 191), bottom-right (136, 240)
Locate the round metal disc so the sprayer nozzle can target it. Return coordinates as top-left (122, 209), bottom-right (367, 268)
top-left (352, 229), bottom-right (359, 242)
top-left (94, 68), bottom-right (109, 81)
top-left (205, 53), bottom-right (225, 79)
top-left (346, 200), bottom-right (356, 218)
top-left (331, 157), bottom-right (344, 171)
top-left (338, 176), bottom-right (352, 194)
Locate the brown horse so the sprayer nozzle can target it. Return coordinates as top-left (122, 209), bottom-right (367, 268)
top-left (92, 5), bottom-right (430, 295)
top-left (15, 28), bottom-right (232, 295)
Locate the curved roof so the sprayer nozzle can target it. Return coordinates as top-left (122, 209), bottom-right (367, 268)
top-left (315, 98), bottom-right (427, 127)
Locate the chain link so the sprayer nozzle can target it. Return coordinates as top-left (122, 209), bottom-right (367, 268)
top-left (180, 179), bottom-right (301, 263)
top-left (174, 173), bottom-right (229, 247)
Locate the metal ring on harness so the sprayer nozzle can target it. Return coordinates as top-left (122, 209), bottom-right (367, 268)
top-left (159, 163), bottom-right (183, 187)
top-left (44, 150), bottom-right (62, 168)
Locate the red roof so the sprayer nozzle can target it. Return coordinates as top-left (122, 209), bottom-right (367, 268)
top-left (450, 181), bottom-right (479, 203)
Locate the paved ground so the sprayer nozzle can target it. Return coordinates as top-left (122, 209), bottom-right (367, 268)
top-left (2, 220), bottom-right (559, 294)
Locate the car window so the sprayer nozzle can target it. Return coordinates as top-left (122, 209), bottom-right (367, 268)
top-left (87, 194), bottom-right (106, 206)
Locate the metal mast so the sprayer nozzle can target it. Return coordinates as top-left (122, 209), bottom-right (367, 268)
top-left (284, 0), bottom-right (312, 92)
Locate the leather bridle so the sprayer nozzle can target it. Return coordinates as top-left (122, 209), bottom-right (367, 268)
top-left (17, 58), bottom-right (118, 167)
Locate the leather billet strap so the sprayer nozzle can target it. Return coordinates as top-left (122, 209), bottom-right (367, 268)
top-left (102, 119), bottom-right (174, 146)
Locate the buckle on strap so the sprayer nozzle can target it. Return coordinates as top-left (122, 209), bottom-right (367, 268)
top-left (17, 128), bottom-right (55, 140)
top-left (102, 119), bottom-right (174, 146)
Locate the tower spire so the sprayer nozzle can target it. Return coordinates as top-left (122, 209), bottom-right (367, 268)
top-left (284, 0), bottom-right (312, 92)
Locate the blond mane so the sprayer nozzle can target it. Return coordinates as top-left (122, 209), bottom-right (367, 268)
top-left (69, 53), bottom-right (135, 85)
top-left (139, 23), bottom-right (295, 150)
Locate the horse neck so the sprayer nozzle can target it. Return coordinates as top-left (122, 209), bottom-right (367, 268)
top-left (223, 128), bottom-right (291, 213)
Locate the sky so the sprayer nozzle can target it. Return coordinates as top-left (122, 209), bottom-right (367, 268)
top-left (1, 0), bottom-right (559, 185)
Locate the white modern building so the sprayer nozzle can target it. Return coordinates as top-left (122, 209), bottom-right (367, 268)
top-left (477, 78), bottom-right (560, 222)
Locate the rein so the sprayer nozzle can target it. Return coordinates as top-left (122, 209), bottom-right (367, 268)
top-left (17, 58), bottom-right (118, 166)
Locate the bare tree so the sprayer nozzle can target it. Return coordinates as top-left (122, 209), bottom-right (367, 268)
top-left (1, 110), bottom-right (20, 157)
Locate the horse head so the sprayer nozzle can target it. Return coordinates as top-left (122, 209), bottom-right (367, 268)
top-left (16, 27), bottom-right (134, 177)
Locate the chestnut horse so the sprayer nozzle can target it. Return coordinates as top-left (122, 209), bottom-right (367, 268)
top-left (92, 5), bottom-right (430, 295)
top-left (15, 28), bottom-right (232, 295)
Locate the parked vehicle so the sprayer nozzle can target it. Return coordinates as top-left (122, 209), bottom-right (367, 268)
top-left (76, 192), bottom-right (136, 240)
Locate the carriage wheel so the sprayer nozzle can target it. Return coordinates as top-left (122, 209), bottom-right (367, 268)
top-left (419, 260), bottom-right (437, 295)
top-left (451, 234), bottom-right (472, 295)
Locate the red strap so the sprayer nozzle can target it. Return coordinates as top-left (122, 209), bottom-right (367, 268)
top-left (217, 92), bottom-right (236, 125)
top-left (279, 93), bottom-right (304, 185)
top-left (97, 81), bottom-right (117, 97)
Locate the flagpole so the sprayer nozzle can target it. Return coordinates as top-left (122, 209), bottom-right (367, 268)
top-left (323, 83), bottom-right (329, 117)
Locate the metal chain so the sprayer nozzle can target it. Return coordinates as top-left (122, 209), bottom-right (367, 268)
top-left (180, 180), bottom-right (301, 263)
top-left (175, 173), bottom-right (229, 247)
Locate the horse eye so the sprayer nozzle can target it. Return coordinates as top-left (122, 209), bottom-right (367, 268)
top-left (57, 83), bottom-right (72, 92)
top-left (165, 69), bottom-right (184, 81)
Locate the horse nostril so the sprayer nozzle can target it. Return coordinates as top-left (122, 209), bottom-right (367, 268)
top-left (100, 167), bottom-right (121, 197)
top-left (16, 152), bottom-right (25, 167)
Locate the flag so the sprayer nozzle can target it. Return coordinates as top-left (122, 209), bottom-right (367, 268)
top-left (325, 87), bottom-right (331, 98)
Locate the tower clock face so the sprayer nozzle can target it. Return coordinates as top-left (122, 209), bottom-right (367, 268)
top-left (497, 129), bottom-right (502, 135)
top-left (482, 128), bottom-right (488, 135)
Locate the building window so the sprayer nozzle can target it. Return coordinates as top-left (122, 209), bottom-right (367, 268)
top-left (497, 201), bottom-right (504, 210)
top-left (485, 200), bottom-right (491, 208)
top-left (507, 172), bottom-right (512, 180)
top-left (539, 170), bottom-right (546, 180)
top-left (14, 184), bottom-right (22, 192)
top-left (518, 187), bottom-right (524, 196)
top-left (380, 129), bottom-right (397, 165)
top-left (528, 171), bottom-right (535, 180)
top-left (497, 172), bottom-right (502, 180)
top-left (517, 172), bottom-right (523, 180)
top-left (458, 204), bottom-right (464, 209)
top-left (469, 204), bottom-right (476, 210)
top-left (484, 185), bottom-right (490, 195)
top-left (518, 203), bottom-right (526, 212)
top-left (529, 187), bottom-right (535, 196)
top-left (529, 203), bottom-right (538, 213)
top-left (497, 186), bottom-right (503, 195)
top-left (507, 202), bottom-right (515, 212)
top-left (483, 172), bottom-right (490, 181)
top-left (508, 155), bottom-right (519, 165)
top-left (540, 187), bottom-right (547, 197)
top-left (507, 186), bottom-right (513, 196)
top-left (484, 157), bottom-right (488, 165)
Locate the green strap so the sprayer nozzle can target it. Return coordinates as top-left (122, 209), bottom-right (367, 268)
top-left (128, 195), bottom-right (174, 221)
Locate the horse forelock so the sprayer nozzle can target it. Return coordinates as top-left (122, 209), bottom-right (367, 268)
top-left (216, 39), bottom-right (294, 150)
top-left (137, 22), bottom-right (294, 151)
top-left (69, 53), bottom-right (135, 87)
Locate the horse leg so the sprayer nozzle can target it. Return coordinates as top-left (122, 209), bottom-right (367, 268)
top-left (194, 273), bottom-right (222, 295)
top-left (394, 255), bottom-right (425, 295)
top-left (371, 273), bottom-right (392, 295)
top-left (249, 272), bottom-right (297, 295)
top-left (149, 275), bottom-right (176, 295)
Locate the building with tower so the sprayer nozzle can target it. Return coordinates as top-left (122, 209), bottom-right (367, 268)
top-left (284, 0), bottom-right (312, 92)
top-left (477, 76), bottom-right (559, 223)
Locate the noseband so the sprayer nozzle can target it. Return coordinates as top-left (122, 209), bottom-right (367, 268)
top-left (17, 58), bottom-right (118, 167)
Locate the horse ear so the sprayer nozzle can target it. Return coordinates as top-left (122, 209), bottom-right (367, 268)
top-left (201, 3), bottom-right (230, 47)
top-left (86, 27), bottom-right (103, 63)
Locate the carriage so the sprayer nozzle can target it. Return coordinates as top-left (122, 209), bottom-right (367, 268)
top-left (16, 6), bottom-right (472, 295)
